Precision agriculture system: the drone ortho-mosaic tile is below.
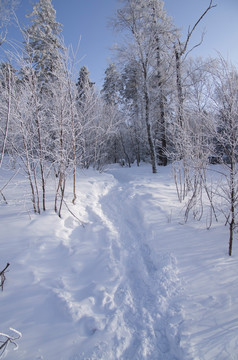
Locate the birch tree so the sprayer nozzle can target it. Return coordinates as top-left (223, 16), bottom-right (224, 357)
top-left (174, 0), bottom-right (216, 130)
top-left (210, 59), bottom-right (238, 256)
top-left (0, 0), bottom-right (19, 170)
top-left (148, 0), bottom-right (176, 166)
top-left (0, 0), bottom-right (19, 45)
top-left (0, 63), bottom-right (15, 168)
top-left (63, 50), bottom-right (80, 205)
top-left (171, 1), bottom-right (217, 203)
top-left (11, 62), bottom-right (43, 214)
top-left (113, 0), bottom-right (178, 172)
top-left (22, 0), bottom-right (63, 212)
top-left (113, 0), bottom-right (158, 173)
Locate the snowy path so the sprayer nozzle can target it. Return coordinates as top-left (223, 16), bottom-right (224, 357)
top-left (95, 167), bottom-right (185, 360)
top-left (1, 163), bottom-right (238, 359)
top-left (54, 166), bottom-right (187, 359)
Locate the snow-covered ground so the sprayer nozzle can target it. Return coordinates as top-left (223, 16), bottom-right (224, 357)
top-left (0, 162), bottom-right (238, 359)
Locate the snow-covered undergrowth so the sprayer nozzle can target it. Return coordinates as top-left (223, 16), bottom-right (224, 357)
top-left (0, 162), bottom-right (237, 359)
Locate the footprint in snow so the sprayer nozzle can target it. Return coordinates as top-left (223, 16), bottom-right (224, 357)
top-left (77, 315), bottom-right (103, 336)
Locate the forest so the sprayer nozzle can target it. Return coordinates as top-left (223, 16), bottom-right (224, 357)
top-left (0, 1), bottom-right (237, 248)
top-left (0, 0), bottom-right (238, 358)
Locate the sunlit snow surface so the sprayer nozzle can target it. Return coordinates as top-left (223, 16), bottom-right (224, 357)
top-left (0, 162), bottom-right (237, 359)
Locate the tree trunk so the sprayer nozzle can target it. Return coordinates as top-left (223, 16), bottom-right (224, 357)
top-left (152, 2), bottom-right (167, 166)
top-left (144, 84), bottom-right (157, 173)
top-left (228, 141), bottom-right (236, 256)
top-left (175, 46), bottom-right (184, 129)
top-left (229, 219), bottom-right (234, 257)
top-left (35, 115), bottom-right (46, 211)
top-left (0, 65), bottom-right (11, 169)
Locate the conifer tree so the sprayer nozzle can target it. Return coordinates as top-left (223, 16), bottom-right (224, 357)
top-left (76, 66), bottom-right (94, 103)
top-left (76, 66), bottom-right (97, 168)
top-left (101, 63), bottom-right (121, 106)
top-left (120, 60), bottom-right (145, 166)
top-left (24, 0), bottom-right (63, 82)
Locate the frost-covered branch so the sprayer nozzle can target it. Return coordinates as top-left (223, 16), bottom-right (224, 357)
top-left (0, 328), bottom-right (22, 359)
top-left (0, 263), bottom-right (22, 358)
top-left (181, 0), bottom-right (217, 57)
top-left (0, 263), bottom-right (10, 291)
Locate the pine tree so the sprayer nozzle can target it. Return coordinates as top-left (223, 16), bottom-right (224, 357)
top-left (120, 60), bottom-right (145, 166)
top-left (76, 66), bottom-right (97, 168)
top-left (76, 66), bottom-right (94, 104)
top-left (101, 63), bottom-right (121, 106)
top-left (24, 0), bottom-right (63, 82)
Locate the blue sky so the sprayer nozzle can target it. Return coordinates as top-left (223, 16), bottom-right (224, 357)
top-left (2, 0), bottom-right (238, 88)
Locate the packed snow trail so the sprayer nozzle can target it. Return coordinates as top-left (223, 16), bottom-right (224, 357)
top-left (86, 165), bottom-right (186, 360)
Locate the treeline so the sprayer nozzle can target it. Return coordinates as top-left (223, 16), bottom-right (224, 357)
top-left (0, 0), bottom-right (238, 254)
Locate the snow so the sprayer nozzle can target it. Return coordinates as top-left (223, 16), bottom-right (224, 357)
top-left (0, 161), bottom-right (238, 359)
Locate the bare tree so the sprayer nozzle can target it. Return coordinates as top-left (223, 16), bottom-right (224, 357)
top-left (210, 58), bottom-right (238, 256)
top-left (8, 60), bottom-right (43, 214)
top-left (174, 0), bottom-right (217, 129)
top-left (59, 45), bottom-right (80, 205)
top-left (0, 59), bottom-right (42, 214)
top-left (0, 64), bottom-right (14, 169)
top-left (113, 0), bottom-right (159, 173)
top-left (0, 0), bottom-right (19, 45)
top-left (173, 56), bottom-right (238, 256)
top-left (170, 1), bottom-right (217, 206)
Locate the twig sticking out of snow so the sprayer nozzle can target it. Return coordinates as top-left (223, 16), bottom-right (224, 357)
top-left (0, 263), bottom-right (10, 291)
top-left (0, 328), bottom-right (22, 358)
top-left (62, 199), bottom-right (86, 227)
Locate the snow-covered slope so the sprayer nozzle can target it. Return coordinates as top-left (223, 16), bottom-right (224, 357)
top-left (0, 163), bottom-right (237, 359)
